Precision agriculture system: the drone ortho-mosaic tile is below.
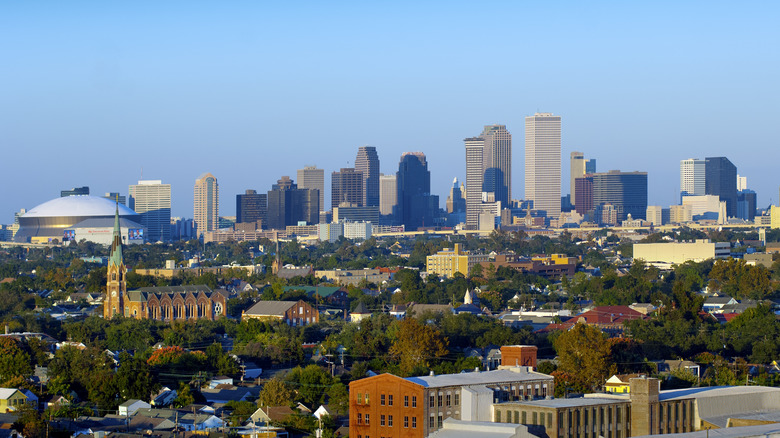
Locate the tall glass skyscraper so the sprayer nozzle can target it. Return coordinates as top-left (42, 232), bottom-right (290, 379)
top-left (129, 180), bottom-right (171, 242)
top-left (396, 152), bottom-right (438, 230)
top-left (525, 113), bottom-right (562, 219)
top-left (355, 146), bottom-right (380, 207)
top-left (705, 156), bottom-right (737, 217)
top-left (194, 173), bottom-right (219, 235)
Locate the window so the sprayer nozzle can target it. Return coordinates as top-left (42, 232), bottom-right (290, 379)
top-left (404, 395), bottom-right (409, 407)
top-left (454, 393), bottom-right (459, 406)
top-left (365, 414), bottom-right (369, 425)
top-left (412, 417), bottom-right (417, 428)
top-left (412, 396), bottom-right (417, 408)
top-left (429, 395), bottom-right (435, 407)
top-left (437, 414), bottom-right (443, 428)
top-left (446, 394), bottom-right (451, 406)
top-left (357, 393), bottom-right (363, 404)
top-left (381, 394), bottom-right (385, 406)
top-left (404, 416), bottom-right (409, 428)
top-left (429, 416), bottom-right (435, 428)
top-left (438, 394), bottom-right (443, 406)
top-left (366, 393), bottom-right (370, 404)
top-left (388, 395), bottom-right (393, 406)
top-left (357, 413), bottom-right (362, 425)
top-left (380, 415), bottom-right (385, 426)
top-left (388, 415), bottom-right (393, 427)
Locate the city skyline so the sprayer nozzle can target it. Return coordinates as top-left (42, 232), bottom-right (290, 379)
top-left (2, 2), bottom-right (779, 221)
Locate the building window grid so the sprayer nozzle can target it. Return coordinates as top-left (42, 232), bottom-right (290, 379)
top-left (404, 395), bottom-right (409, 407)
top-left (365, 414), bottom-right (369, 425)
top-left (412, 396), bottom-right (417, 408)
top-left (404, 416), bottom-right (408, 428)
top-left (412, 417), bottom-right (417, 428)
top-left (388, 415), bottom-right (393, 427)
top-left (380, 415), bottom-right (385, 426)
top-left (388, 395), bottom-right (393, 406)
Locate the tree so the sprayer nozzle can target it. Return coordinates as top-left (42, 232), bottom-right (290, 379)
top-left (389, 318), bottom-right (448, 376)
top-left (326, 382), bottom-right (349, 415)
top-left (286, 365), bottom-right (334, 406)
top-left (173, 382), bottom-right (195, 408)
top-left (553, 323), bottom-right (612, 391)
top-left (0, 337), bottom-right (33, 384)
top-left (257, 377), bottom-right (294, 407)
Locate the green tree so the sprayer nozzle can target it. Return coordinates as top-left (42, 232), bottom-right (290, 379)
top-left (257, 377), bottom-right (294, 407)
top-left (389, 318), bottom-right (448, 376)
top-left (0, 338), bottom-right (33, 384)
top-left (553, 323), bottom-right (612, 391)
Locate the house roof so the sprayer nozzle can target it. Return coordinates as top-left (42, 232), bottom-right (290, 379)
top-left (352, 302), bottom-right (370, 314)
top-left (243, 300), bottom-right (298, 317)
top-left (0, 389), bottom-right (19, 400)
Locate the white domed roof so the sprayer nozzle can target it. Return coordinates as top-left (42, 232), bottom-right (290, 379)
top-left (24, 195), bottom-right (137, 218)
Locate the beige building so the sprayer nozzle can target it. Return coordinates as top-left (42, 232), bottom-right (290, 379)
top-left (771, 205), bottom-right (780, 229)
top-left (525, 113), bottom-right (561, 219)
top-left (194, 173), bottom-right (219, 235)
top-left (633, 239), bottom-right (730, 267)
top-left (669, 204), bottom-right (693, 224)
top-left (426, 244), bottom-right (489, 278)
top-left (297, 166), bottom-right (325, 212)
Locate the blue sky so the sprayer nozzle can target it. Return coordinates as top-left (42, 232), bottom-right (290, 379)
top-left (2, 1), bottom-right (778, 220)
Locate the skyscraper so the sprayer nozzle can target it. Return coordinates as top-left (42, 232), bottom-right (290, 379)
top-left (297, 166), bottom-right (325, 211)
top-left (480, 125), bottom-right (512, 207)
top-left (129, 180), bottom-right (171, 242)
top-left (355, 146), bottom-right (380, 207)
top-left (379, 174), bottom-right (397, 217)
top-left (446, 178), bottom-right (466, 214)
top-left (705, 157), bottom-right (737, 217)
top-left (396, 152), bottom-right (438, 231)
top-left (266, 176), bottom-right (319, 230)
top-left (61, 186), bottom-right (89, 197)
top-left (680, 158), bottom-right (706, 200)
top-left (331, 168), bottom-right (364, 208)
top-left (570, 152), bottom-right (596, 207)
top-left (236, 189), bottom-right (267, 225)
top-left (592, 170), bottom-right (648, 222)
top-left (525, 113), bottom-right (562, 219)
top-left (464, 137), bottom-right (485, 229)
top-left (194, 173), bottom-right (219, 235)
top-left (103, 192), bottom-right (126, 206)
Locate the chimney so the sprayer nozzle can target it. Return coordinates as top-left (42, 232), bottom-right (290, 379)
top-left (429, 370), bottom-right (435, 376)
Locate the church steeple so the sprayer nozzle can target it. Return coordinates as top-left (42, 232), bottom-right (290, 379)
top-left (104, 201), bottom-right (127, 318)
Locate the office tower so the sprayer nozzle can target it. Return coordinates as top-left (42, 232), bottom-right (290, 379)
top-left (737, 190), bottom-right (756, 221)
top-left (480, 125), bottom-right (512, 207)
top-left (236, 189), bottom-right (267, 225)
top-left (331, 168), bottom-right (364, 208)
top-left (705, 157), bottom-right (737, 217)
top-left (266, 176), bottom-right (319, 230)
top-left (592, 171), bottom-right (648, 222)
top-left (355, 146), bottom-right (380, 207)
top-left (646, 206), bottom-right (670, 226)
top-left (737, 175), bottom-right (747, 192)
top-left (129, 180), bottom-right (171, 242)
top-left (194, 173), bottom-right (219, 235)
top-left (396, 152), bottom-right (439, 231)
top-left (570, 152), bottom-right (596, 207)
top-left (446, 178), bottom-right (466, 214)
top-left (297, 166), bottom-right (325, 211)
top-left (574, 176), bottom-right (594, 216)
top-left (464, 137), bottom-right (485, 229)
top-left (525, 113), bottom-right (562, 218)
top-left (103, 192), bottom-right (126, 206)
top-left (379, 174), bottom-right (397, 216)
top-left (61, 186), bottom-right (89, 197)
top-left (680, 158), bottom-right (706, 199)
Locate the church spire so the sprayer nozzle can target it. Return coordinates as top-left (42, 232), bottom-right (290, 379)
top-left (109, 201), bottom-right (123, 267)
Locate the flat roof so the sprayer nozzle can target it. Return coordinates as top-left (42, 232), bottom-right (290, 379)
top-left (407, 369), bottom-right (552, 389)
top-left (660, 385), bottom-right (780, 401)
top-left (500, 397), bottom-right (628, 409)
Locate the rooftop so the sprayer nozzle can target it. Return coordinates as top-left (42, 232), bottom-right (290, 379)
top-left (24, 195), bottom-right (137, 218)
top-left (406, 368), bottom-right (552, 389)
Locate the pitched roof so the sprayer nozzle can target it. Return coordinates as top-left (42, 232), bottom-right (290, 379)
top-left (243, 300), bottom-right (298, 317)
top-left (352, 302), bottom-right (370, 314)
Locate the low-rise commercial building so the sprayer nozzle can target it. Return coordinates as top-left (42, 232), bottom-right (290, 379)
top-left (633, 240), bottom-right (731, 267)
top-left (425, 244), bottom-right (489, 278)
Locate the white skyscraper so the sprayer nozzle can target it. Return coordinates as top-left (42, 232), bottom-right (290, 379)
top-left (680, 158), bottom-right (706, 199)
top-left (194, 173), bottom-right (219, 235)
top-left (297, 166), bottom-right (325, 211)
top-left (129, 180), bottom-right (171, 242)
top-left (464, 136), bottom-right (485, 229)
top-left (525, 113), bottom-right (562, 219)
top-left (379, 174), bottom-right (397, 217)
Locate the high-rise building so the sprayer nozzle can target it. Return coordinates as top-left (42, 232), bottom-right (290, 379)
top-left (446, 178), bottom-right (466, 214)
top-left (379, 174), bottom-right (397, 217)
top-left (355, 146), bottom-right (380, 207)
top-left (737, 190), bottom-right (756, 222)
top-left (194, 173), bottom-right (219, 235)
top-left (332, 168), bottom-right (364, 208)
top-left (646, 206), bottom-right (670, 226)
top-left (705, 157), bottom-right (737, 217)
top-left (266, 176), bottom-right (319, 230)
top-left (570, 152), bottom-right (596, 207)
top-left (737, 175), bottom-right (748, 191)
top-left (129, 180), bottom-right (171, 242)
top-left (103, 192), bottom-right (126, 206)
top-left (592, 171), bottom-right (648, 222)
top-left (465, 137), bottom-right (485, 229)
top-left (236, 189), bottom-right (267, 226)
top-left (525, 113), bottom-right (562, 219)
top-left (396, 152), bottom-right (439, 231)
top-left (61, 186), bottom-right (89, 197)
top-left (481, 125), bottom-right (512, 207)
top-left (297, 166), bottom-right (325, 211)
top-left (680, 158), bottom-right (706, 200)
top-left (574, 176), bottom-right (594, 217)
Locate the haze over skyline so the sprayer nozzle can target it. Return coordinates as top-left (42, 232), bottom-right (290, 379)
top-left (2, 1), bottom-right (778, 221)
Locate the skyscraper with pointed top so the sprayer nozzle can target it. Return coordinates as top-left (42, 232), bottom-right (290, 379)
top-left (355, 146), bottom-right (380, 207)
top-left (104, 203), bottom-right (127, 318)
top-left (194, 173), bottom-right (219, 236)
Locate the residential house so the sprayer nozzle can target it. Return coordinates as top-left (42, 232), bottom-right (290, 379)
top-left (119, 399), bottom-right (151, 416)
top-left (0, 388), bottom-right (37, 413)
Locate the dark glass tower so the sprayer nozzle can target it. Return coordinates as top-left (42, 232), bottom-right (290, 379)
top-left (266, 176), bottom-right (319, 230)
top-left (592, 171), bottom-right (648, 222)
top-left (331, 168), bottom-right (364, 207)
top-left (705, 157), bottom-right (737, 217)
top-left (236, 189), bottom-right (267, 225)
top-left (396, 152), bottom-right (439, 230)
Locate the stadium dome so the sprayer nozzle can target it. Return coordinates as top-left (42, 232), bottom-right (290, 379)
top-left (15, 195), bottom-right (142, 243)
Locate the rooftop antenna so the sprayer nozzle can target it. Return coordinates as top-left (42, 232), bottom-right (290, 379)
top-left (140, 166), bottom-right (143, 181)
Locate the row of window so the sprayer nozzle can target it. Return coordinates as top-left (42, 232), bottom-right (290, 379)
top-left (356, 414), bottom-right (417, 429)
top-left (429, 393), bottom-right (459, 407)
top-left (355, 393), bottom-right (419, 408)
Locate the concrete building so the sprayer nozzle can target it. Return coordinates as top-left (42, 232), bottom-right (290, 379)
top-left (738, 189), bottom-right (757, 221)
top-left (194, 173), bottom-right (219, 235)
top-left (646, 206), bottom-right (670, 226)
top-left (426, 244), bottom-right (490, 278)
top-left (318, 222), bottom-right (343, 243)
top-left (481, 125), bottom-right (512, 208)
top-left (266, 176), bottom-right (319, 230)
top-left (670, 204), bottom-right (693, 224)
top-left (465, 137), bottom-right (485, 229)
top-left (682, 195), bottom-right (722, 220)
top-left (574, 176), bottom-right (594, 217)
top-left (350, 366), bottom-right (554, 438)
top-left (355, 146), bottom-right (381, 207)
top-left (102, 192), bottom-right (126, 205)
top-left (680, 158), bottom-right (706, 200)
top-left (633, 239), bottom-right (731, 267)
top-left (570, 152), bottom-right (596, 207)
top-left (332, 167), bottom-right (364, 208)
top-left (446, 178), bottom-right (466, 214)
top-left (297, 165), bottom-right (325, 211)
top-left (129, 180), bottom-right (172, 242)
top-left (332, 205), bottom-right (380, 224)
top-left (379, 173), bottom-right (398, 218)
top-left (61, 186), bottom-right (90, 197)
top-left (343, 221), bottom-right (372, 240)
top-left (235, 189), bottom-right (267, 227)
top-left (525, 113), bottom-right (561, 219)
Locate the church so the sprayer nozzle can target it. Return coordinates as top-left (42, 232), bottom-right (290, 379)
top-left (103, 205), bottom-right (227, 320)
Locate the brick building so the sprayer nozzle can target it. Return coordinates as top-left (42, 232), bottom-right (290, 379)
top-left (241, 299), bottom-right (319, 326)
